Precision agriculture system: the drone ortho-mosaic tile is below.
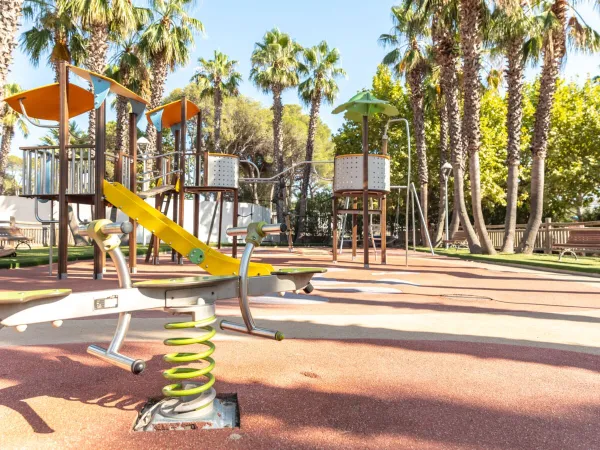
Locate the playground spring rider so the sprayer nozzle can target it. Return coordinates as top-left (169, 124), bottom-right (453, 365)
top-left (0, 219), bottom-right (324, 429)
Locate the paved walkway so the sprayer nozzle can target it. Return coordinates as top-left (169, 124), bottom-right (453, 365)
top-left (1, 249), bottom-right (599, 449)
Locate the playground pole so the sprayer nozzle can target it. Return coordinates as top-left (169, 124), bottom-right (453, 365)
top-left (362, 115), bottom-right (369, 268)
top-left (193, 112), bottom-right (202, 238)
top-left (58, 61), bottom-right (69, 279)
top-left (178, 97), bottom-right (187, 265)
top-left (128, 111), bottom-right (138, 273)
top-left (93, 98), bottom-right (107, 279)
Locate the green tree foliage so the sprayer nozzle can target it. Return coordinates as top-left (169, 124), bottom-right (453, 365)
top-left (162, 82), bottom-right (333, 206)
top-left (543, 79), bottom-right (600, 220)
top-left (333, 66), bottom-right (600, 229)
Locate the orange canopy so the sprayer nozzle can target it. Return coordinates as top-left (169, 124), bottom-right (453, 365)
top-left (68, 65), bottom-right (148, 105)
top-left (2, 83), bottom-right (94, 121)
top-left (146, 99), bottom-right (200, 129)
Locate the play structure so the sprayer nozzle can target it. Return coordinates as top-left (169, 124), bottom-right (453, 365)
top-left (330, 98), bottom-right (434, 268)
top-left (0, 218), bottom-right (324, 429)
top-left (4, 62), bottom-right (148, 279)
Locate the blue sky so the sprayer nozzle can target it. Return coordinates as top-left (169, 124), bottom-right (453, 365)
top-left (7, 0), bottom-right (600, 156)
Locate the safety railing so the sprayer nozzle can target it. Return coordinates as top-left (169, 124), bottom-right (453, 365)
top-left (136, 151), bottom-right (182, 188)
top-left (20, 145), bottom-right (96, 196)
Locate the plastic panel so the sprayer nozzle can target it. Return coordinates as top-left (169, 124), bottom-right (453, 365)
top-left (333, 155), bottom-right (390, 193)
top-left (207, 154), bottom-right (239, 188)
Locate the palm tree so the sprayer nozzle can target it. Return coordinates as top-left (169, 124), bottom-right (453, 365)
top-left (380, 4), bottom-right (432, 243)
top-left (71, 0), bottom-right (149, 140)
top-left (458, 0), bottom-right (496, 255)
top-left (0, 0), bottom-right (24, 118)
top-left (430, 0), bottom-right (482, 253)
top-left (139, 0), bottom-right (204, 154)
top-left (295, 41), bottom-right (345, 242)
top-left (40, 122), bottom-right (88, 146)
top-left (250, 28), bottom-right (301, 223)
top-left (488, 2), bottom-right (541, 252)
top-left (191, 50), bottom-right (242, 153)
top-left (518, 0), bottom-right (600, 253)
top-left (20, 0), bottom-right (87, 80)
top-left (107, 33), bottom-right (150, 156)
top-left (0, 84), bottom-right (29, 194)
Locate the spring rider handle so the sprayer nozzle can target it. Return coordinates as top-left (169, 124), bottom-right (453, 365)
top-left (79, 220), bottom-right (146, 374)
top-left (220, 222), bottom-right (286, 341)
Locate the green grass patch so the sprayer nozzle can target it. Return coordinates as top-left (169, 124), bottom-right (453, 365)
top-left (420, 247), bottom-right (600, 275)
top-left (0, 244), bottom-right (170, 270)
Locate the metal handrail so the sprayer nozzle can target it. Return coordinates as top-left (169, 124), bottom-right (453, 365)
top-left (240, 160), bottom-right (333, 183)
top-left (20, 144), bottom-right (95, 151)
top-left (138, 169), bottom-right (181, 182)
top-left (138, 151), bottom-right (181, 161)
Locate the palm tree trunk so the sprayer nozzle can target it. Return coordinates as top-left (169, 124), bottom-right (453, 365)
top-left (214, 86), bottom-right (223, 152)
top-left (115, 96), bottom-right (129, 156)
top-left (147, 53), bottom-right (169, 156)
top-left (519, 0), bottom-right (566, 254)
top-left (459, 0), bottom-right (495, 255)
top-left (438, 50), bottom-right (481, 252)
top-left (272, 85), bottom-right (285, 224)
top-left (295, 92), bottom-right (321, 242)
top-left (0, 0), bottom-right (23, 123)
top-left (434, 99), bottom-right (449, 246)
top-left (501, 38), bottom-right (526, 253)
top-left (408, 66), bottom-right (429, 243)
top-left (85, 23), bottom-right (110, 143)
top-left (0, 125), bottom-right (14, 194)
top-left (433, 14), bottom-right (480, 252)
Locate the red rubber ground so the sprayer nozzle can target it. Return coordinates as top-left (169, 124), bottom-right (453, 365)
top-left (1, 248), bottom-right (599, 449)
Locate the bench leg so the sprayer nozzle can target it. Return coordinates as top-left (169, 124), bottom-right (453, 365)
top-left (559, 249), bottom-right (578, 262)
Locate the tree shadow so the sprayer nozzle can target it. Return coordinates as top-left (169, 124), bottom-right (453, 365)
top-left (215, 379), bottom-right (600, 450)
top-left (315, 295), bottom-right (600, 324)
top-left (0, 345), bottom-right (166, 434)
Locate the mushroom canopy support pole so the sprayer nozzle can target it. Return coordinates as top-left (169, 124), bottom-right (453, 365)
top-left (362, 115), bottom-right (369, 267)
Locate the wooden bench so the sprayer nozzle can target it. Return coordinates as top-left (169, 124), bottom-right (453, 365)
top-left (553, 228), bottom-right (600, 261)
top-left (0, 226), bottom-right (33, 250)
top-left (443, 230), bottom-right (469, 250)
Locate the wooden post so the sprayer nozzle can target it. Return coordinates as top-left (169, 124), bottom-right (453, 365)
top-left (232, 189), bottom-right (238, 258)
top-left (544, 217), bottom-right (552, 254)
top-left (153, 130), bottom-right (163, 264)
top-left (381, 194), bottom-right (387, 264)
top-left (171, 129), bottom-right (179, 262)
top-left (332, 196), bottom-right (338, 263)
top-left (177, 98), bottom-right (187, 265)
top-left (362, 115), bottom-right (369, 268)
top-left (217, 192), bottom-right (224, 249)
top-left (193, 112), bottom-right (202, 238)
top-left (152, 194), bottom-right (161, 264)
top-left (352, 196), bottom-right (357, 260)
top-left (93, 100), bottom-right (106, 279)
top-left (57, 61), bottom-right (69, 279)
top-left (128, 111), bottom-right (138, 273)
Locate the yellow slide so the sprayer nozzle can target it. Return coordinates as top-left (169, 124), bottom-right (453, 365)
top-left (103, 181), bottom-right (275, 277)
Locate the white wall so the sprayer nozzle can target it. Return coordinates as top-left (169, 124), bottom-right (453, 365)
top-left (0, 196), bottom-right (271, 244)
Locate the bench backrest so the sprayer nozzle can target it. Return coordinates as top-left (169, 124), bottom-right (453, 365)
top-left (451, 230), bottom-right (468, 241)
top-left (565, 229), bottom-right (600, 245)
top-left (0, 226), bottom-right (28, 239)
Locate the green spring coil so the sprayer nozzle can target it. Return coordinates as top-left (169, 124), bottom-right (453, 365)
top-left (162, 315), bottom-right (217, 400)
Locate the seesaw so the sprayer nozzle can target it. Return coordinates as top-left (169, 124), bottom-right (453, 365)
top-left (0, 219), bottom-right (325, 430)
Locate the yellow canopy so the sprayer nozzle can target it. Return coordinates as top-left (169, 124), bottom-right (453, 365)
top-left (146, 99), bottom-right (200, 129)
top-left (68, 65), bottom-right (148, 105)
top-left (2, 83), bottom-right (94, 121)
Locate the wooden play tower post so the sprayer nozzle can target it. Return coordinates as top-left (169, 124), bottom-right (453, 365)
top-left (57, 61), bottom-right (69, 279)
